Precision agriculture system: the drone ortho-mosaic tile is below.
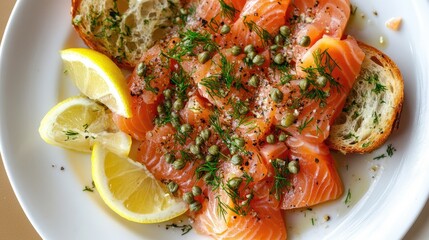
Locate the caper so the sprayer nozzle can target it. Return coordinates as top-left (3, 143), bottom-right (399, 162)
top-left (248, 75), bottom-right (259, 87)
top-left (227, 177), bottom-right (243, 190)
top-left (180, 124), bottom-right (192, 134)
top-left (189, 144), bottom-right (200, 155)
top-left (168, 181), bottom-right (179, 193)
top-left (172, 159), bottom-right (186, 170)
top-left (173, 98), bottom-right (184, 111)
top-left (274, 34), bottom-right (284, 45)
top-left (230, 154), bottom-right (243, 165)
top-left (164, 100), bottom-right (172, 109)
top-left (247, 51), bottom-right (257, 60)
top-left (244, 44), bottom-right (255, 54)
top-left (288, 160), bottom-right (299, 174)
top-left (316, 75), bottom-right (328, 87)
top-left (171, 116), bottom-right (181, 128)
top-left (157, 105), bottom-right (165, 114)
top-left (136, 62), bottom-right (147, 77)
top-left (274, 53), bottom-right (285, 65)
top-left (200, 129), bottom-right (211, 141)
top-left (175, 17), bottom-right (183, 24)
top-left (238, 104), bottom-right (249, 115)
top-left (252, 54), bottom-right (266, 66)
top-left (182, 192), bottom-right (195, 204)
top-left (231, 46), bottom-right (242, 56)
top-left (205, 44), bottom-right (216, 53)
top-left (205, 154), bottom-right (215, 162)
top-left (278, 132), bottom-right (288, 142)
top-left (270, 88), bottom-right (283, 103)
top-left (208, 145), bottom-right (220, 156)
top-left (195, 136), bottom-right (204, 146)
top-left (192, 186), bottom-right (202, 196)
top-left (203, 172), bottom-right (214, 182)
top-left (164, 153), bottom-right (175, 164)
top-left (234, 137), bottom-right (245, 147)
top-left (190, 201), bottom-right (202, 212)
top-left (299, 79), bottom-right (309, 91)
top-left (198, 51), bottom-right (211, 64)
top-left (163, 89), bottom-right (173, 99)
top-left (266, 134), bottom-right (275, 144)
top-left (229, 145), bottom-right (238, 155)
top-left (279, 25), bottom-right (291, 37)
top-left (270, 45), bottom-right (279, 51)
top-left (220, 24), bottom-right (231, 34)
top-left (299, 35), bottom-right (311, 47)
top-left (179, 8), bottom-right (188, 15)
top-left (281, 114), bottom-right (296, 127)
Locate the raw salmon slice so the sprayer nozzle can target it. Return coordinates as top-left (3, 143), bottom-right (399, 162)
top-left (281, 136), bottom-right (343, 209)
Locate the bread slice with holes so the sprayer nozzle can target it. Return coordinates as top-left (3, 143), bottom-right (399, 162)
top-left (71, 0), bottom-right (180, 69)
top-left (326, 42), bottom-right (404, 154)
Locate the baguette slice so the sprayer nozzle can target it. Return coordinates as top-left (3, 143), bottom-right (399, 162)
top-left (326, 42), bottom-right (404, 154)
top-left (71, 0), bottom-right (180, 69)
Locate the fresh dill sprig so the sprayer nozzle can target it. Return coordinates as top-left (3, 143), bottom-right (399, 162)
top-left (219, 0), bottom-right (237, 20)
top-left (297, 117), bottom-right (313, 134)
top-left (196, 157), bottom-right (222, 188)
top-left (209, 111), bottom-right (248, 154)
top-left (216, 180), bottom-right (252, 221)
top-left (164, 30), bottom-right (218, 61)
top-left (143, 75), bottom-right (160, 94)
top-left (270, 159), bottom-right (290, 200)
top-left (170, 65), bottom-right (191, 100)
top-left (243, 17), bottom-right (272, 45)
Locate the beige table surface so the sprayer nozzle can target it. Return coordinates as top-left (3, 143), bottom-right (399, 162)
top-left (0, 0), bottom-right (429, 239)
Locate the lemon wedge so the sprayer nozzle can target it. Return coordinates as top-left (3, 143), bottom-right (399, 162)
top-left (91, 143), bottom-right (188, 223)
top-left (38, 96), bottom-right (131, 156)
top-left (60, 48), bottom-right (132, 118)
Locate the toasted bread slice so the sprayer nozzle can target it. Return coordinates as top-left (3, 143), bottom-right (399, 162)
top-left (326, 42), bottom-right (404, 154)
top-left (71, 0), bottom-right (180, 69)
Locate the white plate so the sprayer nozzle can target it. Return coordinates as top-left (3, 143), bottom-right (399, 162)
top-left (1, 0), bottom-right (429, 239)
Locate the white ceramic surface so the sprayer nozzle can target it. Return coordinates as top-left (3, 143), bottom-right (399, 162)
top-left (1, 0), bottom-right (428, 239)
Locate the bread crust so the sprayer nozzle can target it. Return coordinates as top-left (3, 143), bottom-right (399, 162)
top-left (326, 42), bottom-right (404, 154)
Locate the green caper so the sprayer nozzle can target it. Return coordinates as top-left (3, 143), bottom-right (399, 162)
top-left (171, 116), bottom-right (180, 128)
top-left (198, 51), bottom-right (211, 64)
top-left (247, 51), bottom-right (257, 60)
top-left (316, 75), bottom-right (328, 87)
top-left (200, 129), bottom-right (211, 141)
top-left (175, 17), bottom-right (183, 24)
top-left (168, 181), bottom-right (179, 193)
top-left (244, 44), bottom-right (255, 54)
top-left (288, 160), bottom-right (299, 174)
top-left (248, 75), bottom-right (259, 87)
top-left (231, 46), bottom-right (242, 56)
top-left (278, 132), bottom-right (288, 142)
top-left (299, 35), bottom-right (311, 47)
top-left (274, 34), bottom-right (284, 45)
top-left (203, 172), bottom-right (214, 182)
top-left (238, 105), bottom-right (249, 115)
top-left (172, 159), bottom-right (186, 170)
top-left (281, 114), bottom-right (296, 128)
top-left (154, 117), bottom-right (162, 126)
top-left (164, 153), bottom-right (175, 164)
top-left (208, 145), bottom-right (220, 156)
top-left (205, 44), bottom-right (216, 53)
top-left (195, 136), bottom-right (204, 146)
top-left (163, 89), bottom-right (173, 99)
top-left (246, 193), bottom-right (254, 200)
top-left (220, 24), bottom-right (231, 34)
top-left (179, 8), bottom-right (188, 15)
top-left (182, 192), bottom-right (195, 204)
top-left (230, 154), bottom-right (243, 165)
top-left (299, 79), bottom-right (309, 91)
top-left (227, 177), bottom-right (243, 190)
top-left (180, 124), bottom-right (192, 134)
top-left (205, 154), bottom-right (215, 162)
top-left (229, 145), bottom-right (238, 155)
top-left (136, 62), bottom-right (147, 77)
top-left (190, 201), bottom-right (202, 212)
top-left (164, 100), bottom-right (172, 109)
top-left (279, 25), bottom-right (291, 37)
top-left (270, 45), bottom-right (279, 51)
top-left (192, 186), bottom-right (202, 196)
top-left (189, 144), bottom-right (200, 155)
top-left (234, 137), bottom-right (245, 147)
top-left (173, 98), bottom-right (184, 111)
top-left (266, 134), bottom-right (275, 144)
top-left (274, 53), bottom-right (285, 65)
top-left (252, 54), bottom-right (266, 66)
top-left (157, 104), bottom-right (165, 114)
top-left (270, 88), bottom-right (283, 103)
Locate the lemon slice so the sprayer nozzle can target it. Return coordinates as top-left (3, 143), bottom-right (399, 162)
top-left (91, 143), bottom-right (188, 223)
top-left (60, 48), bottom-right (132, 118)
top-left (39, 96), bottom-right (131, 156)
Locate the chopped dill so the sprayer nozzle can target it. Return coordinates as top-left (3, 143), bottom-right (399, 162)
top-left (386, 144), bottom-right (396, 157)
top-left (271, 159), bottom-right (290, 200)
top-left (297, 117), bottom-right (313, 134)
top-left (164, 30), bottom-right (218, 61)
top-left (219, 0), bottom-right (237, 20)
top-left (165, 223), bottom-right (193, 235)
top-left (350, 4), bottom-right (358, 15)
top-left (143, 75), bottom-right (159, 94)
top-left (365, 74), bottom-right (387, 94)
top-left (196, 157), bottom-right (221, 188)
top-left (373, 154), bottom-right (386, 160)
top-left (170, 65), bottom-right (191, 100)
top-left (209, 111), bottom-right (248, 154)
top-left (243, 17), bottom-right (272, 45)
top-left (64, 130), bottom-right (79, 141)
top-left (344, 188), bottom-right (352, 205)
